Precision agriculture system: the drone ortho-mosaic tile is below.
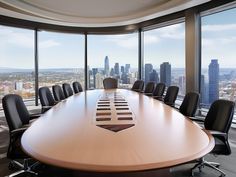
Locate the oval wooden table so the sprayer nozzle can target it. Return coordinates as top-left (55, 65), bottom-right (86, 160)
top-left (21, 89), bottom-right (214, 175)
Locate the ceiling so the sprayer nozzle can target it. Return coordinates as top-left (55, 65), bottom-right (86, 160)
top-left (0, 0), bottom-right (211, 27)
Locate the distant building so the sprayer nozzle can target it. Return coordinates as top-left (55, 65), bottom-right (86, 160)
top-left (114, 63), bottom-right (120, 76)
top-left (160, 62), bottom-right (171, 86)
top-left (121, 66), bottom-right (125, 74)
top-left (145, 63), bottom-right (153, 83)
top-left (149, 69), bottom-right (159, 83)
top-left (110, 68), bottom-right (115, 76)
top-left (15, 81), bottom-right (23, 91)
top-left (208, 59), bottom-right (219, 104)
top-left (92, 68), bottom-right (98, 88)
top-left (178, 76), bottom-right (185, 94)
top-left (95, 73), bottom-right (104, 89)
top-left (104, 56), bottom-right (109, 77)
top-left (125, 64), bottom-right (130, 74)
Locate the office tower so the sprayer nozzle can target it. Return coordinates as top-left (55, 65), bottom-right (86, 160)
top-left (95, 73), bottom-right (104, 89)
top-left (178, 76), bottom-right (185, 94)
top-left (114, 63), bottom-right (120, 76)
top-left (145, 64), bottom-right (153, 83)
top-left (160, 62), bottom-right (171, 87)
top-left (92, 68), bottom-right (98, 88)
top-left (208, 59), bottom-right (219, 104)
top-left (104, 56), bottom-right (109, 77)
top-left (125, 64), bottom-right (130, 74)
top-left (110, 68), bottom-right (115, 76)
top-left (121, 66), bottom-right (125, 74)
top-left (149, 70), bottom-right (159, 83)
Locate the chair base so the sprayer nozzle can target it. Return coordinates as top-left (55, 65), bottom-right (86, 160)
top-left (191, 157), bottom-right (225, 177)
top-left (8, 159), bottom-right (38, 177)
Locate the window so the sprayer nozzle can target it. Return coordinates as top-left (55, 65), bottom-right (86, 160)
top-left (0, 25), bottom-right (34, 107)
top-left (143, 22), bottom-right (186, 97)
top-left (201, 8), bottom-right (236, 109)
top-left (87, 33), bottom-right (138, 89)
top-left (38, 31), bottom-right (84, 89)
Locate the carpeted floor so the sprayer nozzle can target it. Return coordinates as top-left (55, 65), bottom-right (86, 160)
top-left (0, 115), bottom-right (236, 177)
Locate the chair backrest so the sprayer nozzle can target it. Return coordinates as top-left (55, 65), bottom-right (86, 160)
top-left (179, 92), bottom-right (199, 117)
top-left (62, 83), bottom-right (74, 98)
top-left (144, 82), bottom-right (155, 94)
top-left (204, 99), bottom-right (235, 133)
top-left (152, 83), bottom-right (165, 97)
top-left (103, 78), bottom-right (118, 89)
top-left (131, 80), bottom-right (144, 92)
top-left (52, 85), bottom-right (65, 101)
top-left (72, 81), bottom-right (83, 93)
top-left (2, 94), bottom-right (29, 131)
top-left (39, 87), bottom-right (55, 106)
top-left (164, 86), bottom-right (179, 106)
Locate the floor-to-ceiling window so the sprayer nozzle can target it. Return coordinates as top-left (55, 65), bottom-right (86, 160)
top-left (143, 22), bottom-right (186, 98)
top-left (201, 7), bottom-right (236, 110)
top-left (38, 31), bottom-right (84, 89)
top-left (0, 25), bottom-right (34, 108)
top-left (87, 33), bottom-right (138, 89)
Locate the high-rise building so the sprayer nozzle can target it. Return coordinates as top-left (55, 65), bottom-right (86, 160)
top-left (200, 75), bottom-right (208, 105)
top-left (104, 56), bottom-right (109, 77)
top-left (121, 66), bottom-right (125, 74)
top-left (145, 63), bottom-right (153, 83)
top-left (208, 59), bottom-right (219, 104)
top-left (178, 76), bottom-right (185, 94)
top-left (95, 73), bottom-right (104, 89)
top-left (114, 63), bottom-right (120, 76)
top-left (92, 68), bottom-right (98, 88)
top-left (160, 62), bottom-right (171, 86)
top-left (125, 64), bottom-right (130, 74)
top-left (110, 68), bottom-right (115, 76)
top-left (149, 70), bottom-right (159, 83)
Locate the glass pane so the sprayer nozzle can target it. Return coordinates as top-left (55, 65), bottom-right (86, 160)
top-left (201, 8), bottom-right (236, 109)
top-left (38, 31), bottom-right (84, 89)
top-left (0, 25), bottom-right (34, 108)
top-left (87, 33), bottom-right (138, 89)
top-left (144, 22), bottom-right (186, 98)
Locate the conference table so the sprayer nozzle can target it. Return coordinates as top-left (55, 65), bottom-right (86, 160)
top-left (21, 89), bottom-right (214, 176)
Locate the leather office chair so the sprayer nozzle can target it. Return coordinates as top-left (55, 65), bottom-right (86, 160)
top-left (163, 86), bottom-right (179, 107)
top-left (103, 77), bottom-right (118, 89)
top-left (152, 83), bottom-right (165, 100)
top-left (62, 83), bottom-right (74, 98)
top-left (52, 85), bottom-right (65, 101)
top-left (179, 92), bottom-right (199, 117)
top-left (192, 99), bottom-right (235, 177)
top-left (72, 81), bottom-right (83, 93)
top-left (39, 86), bottom-right (57, 113)
top-left (2, 94), bottom-right (38, 177)
top-left (131, 80), bottom-right (144, 92)
top-left (143, 82), bottom-right (155, 96)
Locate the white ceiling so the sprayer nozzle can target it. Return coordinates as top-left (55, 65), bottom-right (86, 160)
top-left (0, 0), bottom-right (211, 27)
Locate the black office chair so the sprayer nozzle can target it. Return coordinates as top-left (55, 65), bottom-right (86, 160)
top-left (192, 99), bottom-right (235, 177)
top-left (103, 77), bottom-right (118, 89)
top-left (179, 92), bottom-right (199, 117)
top-left (52, 85), bottom-right (65, 102)
top-left (39, 86), bottom-right (57, 113)
top-left (2, 94), bottom-right (38, 177)
top-left (62, 83), bottom-right (74, 98)
top-left (72, 81), bottom-right (83, 93)
top-left (152, 83), bottom-right (165, 100)
top-left (163, 86), bottom-right (179, 107)
top-left (143, 82), bottom-right (155, 96)
top-left (131, 80), bottom-right (144, 92)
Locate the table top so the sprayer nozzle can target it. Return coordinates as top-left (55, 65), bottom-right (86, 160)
top-left (21, 89), bottom-right (214, 172)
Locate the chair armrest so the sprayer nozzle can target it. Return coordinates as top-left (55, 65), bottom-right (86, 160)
top-left (10, 127), bottom-right (28, 137)
top-left (29, 113), bottom-right (41, 119)
top-left (209, 130), bottom-right (228, 139)
top-left (190, 117), bottom-right (205, 122)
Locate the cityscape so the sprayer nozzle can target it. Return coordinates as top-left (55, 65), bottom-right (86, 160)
top-left (1, 56), bottom-right (236, 110)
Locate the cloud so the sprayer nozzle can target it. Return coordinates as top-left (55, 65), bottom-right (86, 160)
top-left (39, 40), bottom-right (60, 49)
top-left (144, 34), bottom-right (160, 44)
top-left (202, 36), bottom-right (236, 47)
top-left (202, 24), bottom-right (236, 32)
top-left (105, 34), bottom-right (137, 49)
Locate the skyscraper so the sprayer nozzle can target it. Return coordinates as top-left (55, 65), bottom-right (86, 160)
top-left (125, 64), bottom-right (130, 74)
top-left (104, 56), bottom-right (109, 77)
top-left (114, 63), bottom-right (120, 76)
top-left (208, 59), bottom-right (219, 104)
top-left (121, 66), bottom-right (125, 74)
top-left (149, 70), bottom-right (159, 83)
top-left (145, 63), bottom-right (153, 83)
top-left (200, 75), bottom-right (208, 105)
top-left (92, 68), bottom-right (98, 88)
top-left (160, 62), bottom-right (171, 86)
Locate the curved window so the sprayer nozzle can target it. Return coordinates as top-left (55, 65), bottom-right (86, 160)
top-left (87, 33), bottom-right (138, 89)
top-left (143, 22), bottom-right (185, 98)
top-left (0, 25), bottom-right (34, 107)
top-left (38, 31), bottom-right (84, 88)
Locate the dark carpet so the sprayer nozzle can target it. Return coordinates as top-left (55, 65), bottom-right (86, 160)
top-left (0, 115), bottom-right (236, 177)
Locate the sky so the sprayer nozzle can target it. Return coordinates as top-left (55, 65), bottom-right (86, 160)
top-left (0, 7), bottom-right (236, 69)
